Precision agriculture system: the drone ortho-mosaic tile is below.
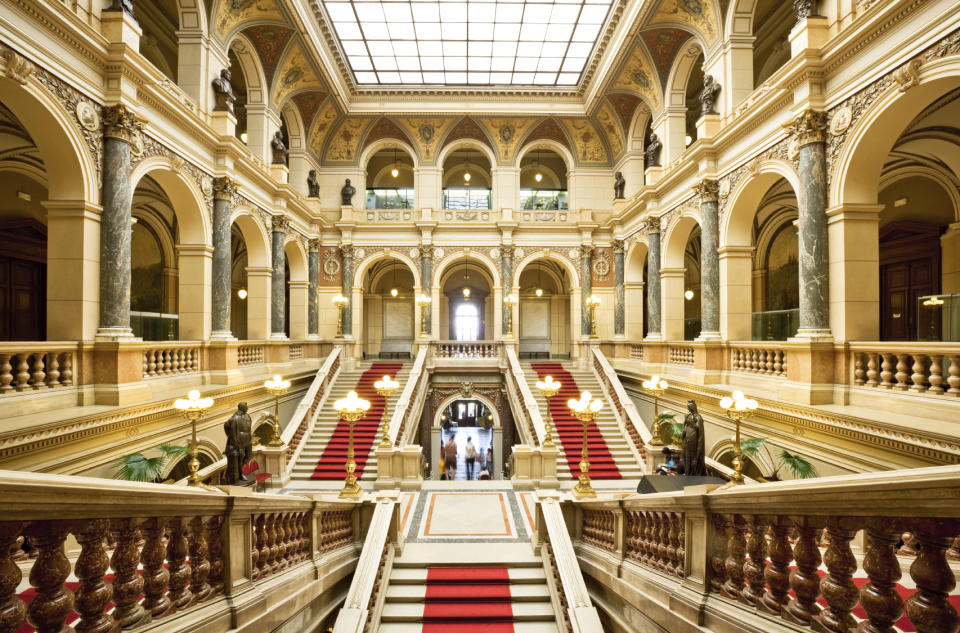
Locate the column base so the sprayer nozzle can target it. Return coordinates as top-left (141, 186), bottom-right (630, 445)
top-left (95, 327), bottom-right (138, 341)
top-left (643, 333), bottom-right (663, 342)
top-left (306, 333), bottom-right (321, 340)
top-left (209, 330), bottom-right (237, 341)
top-left (790, 328), bottom-right (834, 342)
top-left (695, 330), bottom-right (722, 342)
top-left (268, 333), bottom-right (289, 341)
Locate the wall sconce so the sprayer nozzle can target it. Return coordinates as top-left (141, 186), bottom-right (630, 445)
top-left (237, 288), bottom-right (248, 300)
top-left (684, 290), bottom-right (694, 300)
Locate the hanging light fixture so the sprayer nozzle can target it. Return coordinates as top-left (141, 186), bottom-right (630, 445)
top-left (390, 259), bottom-right (399, 297)
top-left (535, 260), bottom-right (543, 297)
top-left (462, 252), bottom-right (471, 298)
top-left (463, 150), bottom-right (472, 183)
top-left (534, 148), bottom-right (543, 183)
top-left (391, 147), bottom-right (399, 178)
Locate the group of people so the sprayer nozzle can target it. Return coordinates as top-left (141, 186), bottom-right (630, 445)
top-left (440, 434), bottom-right (494, 480)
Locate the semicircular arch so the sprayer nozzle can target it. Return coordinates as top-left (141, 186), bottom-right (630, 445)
top-left (354, 249), bottom-right (422, 290)
top-left (512, 249), bottom-right (580, 290)
top-left (720, 159), bottom-right (801, 249)
top-left (130, 157), bottom-right (209, 245)
top-left (434, 249), bottom-right (501, 290)
top-left (432, 393), bottom-right (501, 429)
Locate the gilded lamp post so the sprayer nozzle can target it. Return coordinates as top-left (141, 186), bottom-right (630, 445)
top-left (336, 390), bottom-right (370, 499)
top-left (586, 294), bottom-right (601, 338)
top-left (567, 390), bottom-right (603, 499)
top-left (504, 293), bottom-right (517, 338)
top-left (718, 390), bottom-right (758, 488)
top-left (173, 390), bottom-right (214, 487)
top-left (263, 374), bottom-right (291, 447)
top-left (416, 293), bottom-right (432, 337)
top-left (534, 375), bottom-right (561, 449)
top-left (375, 374), bottom-right (400, 448)
top-left (641, 375), bottom-right (669, 445)
top-left (333, 294), bottom-right (348, 337)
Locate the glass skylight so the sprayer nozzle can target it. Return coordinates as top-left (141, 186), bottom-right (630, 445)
top-left (321, 0), bottom-right (614, 86)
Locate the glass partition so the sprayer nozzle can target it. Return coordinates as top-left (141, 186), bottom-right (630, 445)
top-left (442, 188), bottom-right (492, 210)
top-left (365, 188), bottom-right (415, 210)
top-left (918, 293), bottom-right (960, 341)
top-left (131, 312), bottom-right (179, 341)
top-left (520, 189), bottom-right (567, 210)
top-left (752, 308), bottom-right (800, 341)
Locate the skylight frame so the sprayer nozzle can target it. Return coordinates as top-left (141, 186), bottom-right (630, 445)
top-left (320, 0), bottom-right (615, 88)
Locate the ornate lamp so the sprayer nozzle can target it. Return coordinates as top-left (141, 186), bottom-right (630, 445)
top-left (641, 375), bottom-right (669, 445)
top-left (333, 294), bottom-right (349, 337)
top-left (586, 294), bottom-right (601, 338)
top-left (335, 390), bottom-right (371, 499)
top-left (718, 390), bottom-right (758, 488)
top-left (263, 375), bottom-right (291, 447)
top-left (567, 390), bottom-right (603, 499)
top-left (534, 375), bottom-right (561, 449)
top-left (173, 390), bottom-right (214, 487)
top-left (504, 293), bottom-right (518, 338)
top-left (416, 293), bottom-right (432, 337)
top-left (375, 375), bottom-right (401, 448)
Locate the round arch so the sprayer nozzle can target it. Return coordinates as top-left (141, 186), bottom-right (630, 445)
top-left (354, 249), bottom-right (422, 291)
top-left (434, 250), bottom-right (501, 290)
top-left (130, 157), bottom-right (209, 245)
top-left (625, 239), bottom-right (649, 284)
top-left (359, 138), bottom-right (420, 172)
top-left (437, 138), bottom-right (499, 170)
top-left (284, 237), bottom-right (308, 283)
top-left (665, 40), bottom-right (706, 101)
top-left (280, 100), bottom-right (306, 153)
top-left (877, 165), bottom-right (960, 223)
top-left (131, 209), bottom-right (177, 278)
top-left (708, 438), bottom-right (772, 479)
top-left (512, 250), bottom-right (580, 290)
top-left (724, 0), bottom-right (759, 36)
top-left (515, 139), bottom-right (575, 173)
top-left (159, 438), bottom-right (222, 481)
top-left (432, 393), bottom-right (502, 429)
top-left (174, 0), bottom-right (209, 37)
top-left (627, 103), bottom-right (653, 147)
top-left (720, 160), bottom-right (801, 249)
top-left (227, 33), bottom-right (268, 107)
top-left (230, 208), bottom-right (271, 268)
top-left (662, 212), bottom-right (701, 269)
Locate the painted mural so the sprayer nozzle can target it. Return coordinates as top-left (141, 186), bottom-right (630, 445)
top-left (213, 0), bottom-right (286, 42)
top-left (595, 102), bottom-right (625, 158)
top-left (641, 28), bottom-right (693, 85)
top-left (561, 118), bottom-right (609, 164)
top-left (397, 117), bottom-right (455, 163)
top-left (647, 0), bottom-right (720, 48)
top-left (271, 39), bottom-right (325, 108)
top-left (324, 117), bottom-right (374, 162)
top-left (478, 118), bottom-right (537, 163)
top-left (611, 40), bottom-right (662, 110)
top-left (607, 93), bottom-right (642, 136)
top-left (244, 25), bottom-right (292, 84)
top-left (309, 99), bottom-right (340, 158)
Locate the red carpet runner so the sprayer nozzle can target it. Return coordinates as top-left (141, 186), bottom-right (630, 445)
top-left (310, 362), bottom-right (403, 480)
top-left (530, 362), bottom-right (621, 479)
top-left (422, 567), bottom-right (514, 632)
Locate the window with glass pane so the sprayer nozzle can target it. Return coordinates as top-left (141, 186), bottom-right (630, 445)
top-left (442, 188), bottom-right (491, 209)
top-left (520, 189), bottom-right (567, 210)
top-left (366, 188), bottom-right (415, 209)
top-left (454, 302), bottom-right (479, 341)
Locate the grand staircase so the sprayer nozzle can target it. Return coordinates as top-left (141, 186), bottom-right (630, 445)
top-left (524, 361), bottom-right (645, 480)
top-left (290, 361), bottom-right (410, 483)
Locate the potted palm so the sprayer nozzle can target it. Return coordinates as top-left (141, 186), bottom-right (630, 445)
top-left (739, 437), bottom-right (818, 480)
top-left (112, 443), bottom-right (191, 483)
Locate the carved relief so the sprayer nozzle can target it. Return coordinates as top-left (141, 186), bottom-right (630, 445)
top-left (0, 48), bottom-right (34, 84)
top-left (790, 109), bottom-right (828, 147)
top-left (592, 247), bottom-right (612, 286)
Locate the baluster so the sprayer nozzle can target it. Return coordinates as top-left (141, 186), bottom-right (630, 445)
top-left (947, 535), bottom-right (960, 562)
top-left (15, 355), bottom-right (30, 391)
top-left (657, 512), bottom-right (670, 570)
top-left (905, 524), bottom-right (959, 633)
top-left (45, 353), bottom-right (60, 388)
top-left (30, 353), bottom-right (46, 390)
top-left (947, 356), bottom-right (960, 396)
top-left (0, 354), bottom-right (13, 393)
top-left (711, 515), bottom-right (729, 594)
top-left (147, 350), bottom-right (156, 377)
top-left (250, 522), bottom-right (260, 581)
top-left (673, 513), bottom-right (685, 577)
top-left (734, 349), bottom-right (742, 371)
top-left (782, 352), bottom-right (788, 375)
top-left (880, 354), bottom-right (894, 388)
top-left (661, 513), bottom-right (675, 571)
top-left (175, 349), bottom-right (183, 373)
top-left (928, 356), bottom-right (944, 395)
top-left (140, 518), bottom-right (174, 618)
top-left (188, 516), bottom-right (212, 602)
top-left (73, 519), bottom-right (115, 633)
top-left (858, 526), bottom-right (904, 633)
top-left (894, 355), bottom-right (910, 390)
top-left (774, 350), bottom-right (783, 376)
top-left (166, 517), bottom-right (194, 610)
top-left (256, 514), bottom-right (270, 578)
top-left (855, 354), bottom-right (866, 385)
top-left (764, 350), bottom-right (772, 374)
top-left (722, 515), bottom-right (747, 601)
top-left (24, 521), bottom-right (74, 633)
top-left (784, 522), bottom-right (823, 624)
top-left (109, 519), bottom-right (149, 628)
top-left (812, 523), bottom-right (859, 633)
top-left (761, 520), bottom-right (793, 615)
top-left (0, 522), bottom-right (27, 633)
top-left (743, 517), bottom-right (767, 607)
top-left (911, 355), bottom-right (928, 393)
top-left (294, 513), bottom-right (307, 562)
top-left (899, 532), bottom-right (918, 556)
top-left (866, 354), bottom-right (879, 387)
top-left (276, 514), bottom-right (289, 570)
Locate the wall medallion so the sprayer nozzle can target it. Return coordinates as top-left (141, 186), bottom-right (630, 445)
top-left (830, 105), bottom-right (852, 135)
top-left (75, 101), bottom-right (100, 132)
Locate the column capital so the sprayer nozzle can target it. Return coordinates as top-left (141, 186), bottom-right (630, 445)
top-left (271, 214), bottom-right (288, 233)
top-left (580, 243), bottom-right (594, 259)
top-left (791, 109), bottom-right (828, 147)
top-left (418, 244), bottom-right (434, 259)
top-left (102, 104), bottom-right (143, 143)
top-left (308, 238), bottom-right (320, 252)
top-left (212, 176), bottom-right (237, 202)
top-left (644, 216), bottom-right (661, 236)
top-left (695, 179), bottom-right (720, 203)
top-left (500, 244), bottom-right (515, 259)
top-left (613, 239), bottom-right (625, 254)
top-left (340, 243), bottom-right (354, 259)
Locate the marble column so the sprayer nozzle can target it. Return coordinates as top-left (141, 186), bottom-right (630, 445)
top-left (270, 216), bottom-right (287, 338)
top-left (646, 219), bottom-right (662, 338)
top-left (419, 245), bottom-right (433, 335)
top-left (340, 244), bottom-right (354, 337)
top-left (698, 179), bottom-right (721, 338)
top-left (613, 240), bottom-right (625, 337)
top-left (210, 177), bottom-right (236, 339)
top-left (97, 105), bottom-right (141, 338)
top-left (500, 245), bottom-right (514, 335)
top-left (308, 239), bottom-right (319, 338)
top-left (793, 109), bottom-right (831, 338)
top-left (580, 244), bottom-right (593, 337)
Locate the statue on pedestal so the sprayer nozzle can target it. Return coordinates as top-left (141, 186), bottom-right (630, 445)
top-left (223, 402), bottom-right (253, 485)
top-left (682, 400), bottom-right (706, 476)
top-left (614, 171), bottom-right (625, 199)
top-left (645, 132), bottom-right (662, 167)
top-left (341, 178), bottom-right (356, 206)
top-left (307, 169), bottom-right (320, 197)
top-left (271, 131), bottom-right (287, 165)
top-left (211, 69), bottom-right (235, 113)
top-left (699, 75), bottom-right (721, 116)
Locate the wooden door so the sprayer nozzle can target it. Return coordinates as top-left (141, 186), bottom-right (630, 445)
top-left (879, 222), bottom-right (941, 341)
top-left (0, 257), bottom-right (45, 341)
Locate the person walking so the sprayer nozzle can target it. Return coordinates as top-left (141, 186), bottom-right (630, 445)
top-left (444, 434), bottom-right (458, 480)
top-left (465, 436), bottom-right (478, 480)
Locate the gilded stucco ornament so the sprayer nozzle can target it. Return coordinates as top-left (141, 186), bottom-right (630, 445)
top-left (829, 105), bottom-right (852, 135)
top-left (489, 247), bottom-right (500, 260)
top-left (76, 101), bottom-right (100, 132)
top-left (1, 48), bottom-right (34, 84)
top-left (409, 247), bottom-right (420, 260)
top-left (894, 58), bottom-right (923, 92)
top-left (568, 248), bottom-right (581, 261)
top-left (593, 251), bottom-right (610, 279)
top-left (323, 252), bottom-right (341, 280)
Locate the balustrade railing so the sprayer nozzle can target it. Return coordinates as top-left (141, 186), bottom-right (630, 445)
top-left (238, 344), bottom-right (265, 366)
top-left (433, 340), bottom-right (500, 359)
top-left (505, 346), bottom-right (546, 446)
top-left (288, 343), bottom-right (303, 360)
top-left (851, 343), bottom-right (960, 395)
top-left (283, 347), bottom-right (342, 477)
top-left (0, 344), bottom-right (78, 394)
top-left (142, 344), bottom-right (201, 378)
top-left (730, 344), bottom-right (788, 378)
top-left (629, 344), bottom-right (644, 360)
top-left (390, 346), bottom-right (428, 446)
top-left (669, 344), bottom-right (695, 366)
top-left (590, 346), bottom-right (650, 464)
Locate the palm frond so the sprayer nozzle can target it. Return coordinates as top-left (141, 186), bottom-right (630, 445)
top-left (156, 443), bottom-right (191, 458)
top-left (739, 437), bottom-right (767, 458)
top-left (113, 453), bottom-right (165, 482)
top-left (656, 412), bottom-right (676, 422)
top-left (667, 422), bottom-right (684, 444)
top-left (779, 450), bottom-right (818, 479)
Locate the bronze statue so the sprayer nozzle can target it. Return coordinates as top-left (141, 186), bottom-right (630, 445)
top-left (614, 171), bottom-right (625, 199)
top-left (270, 131), bottom-right (287, 165)
top-left (682, 400), bottom-right (706, 476)
top-left (307, 169), bottom-right (320, 197)
top-left (341, 178), bottom-right (356, 206)
top-left (224, 402), bottom-right (253, 485)
top-left (699, 75), bottom-right (721, 116)
top-left (645, 132), bottom-right (662, 167)
top-left (211, 68), bottom-right (235, 113)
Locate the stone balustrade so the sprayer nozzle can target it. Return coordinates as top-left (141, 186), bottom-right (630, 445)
top-left (283, 347), bottom-right (342, 479)
top-left (505, 346), bottom-right (547, 446)
top-left (852, 343), bottom-right (960, 396)
top-left (0, 469), bottom-right (359, 633)
top-left (238, 343), bottom-right (265, 366)
top-left (669, 344), bottom-right (695, 365)
top-left (288, 343), bottom-right (303, 360)
top-left (573, 465), bottom-right (960, 633)
top-left (730, 344), bottom-right (788, 378)
top-left (629, 344), bottom-right (644, 360)
top-left (389, 345), bottom-right (428, 447)
top-left (590, 346), bottom-right (651, 465)
top-left (0, 344), bottom-right (77, 393)
top-left (142, 344), bottom-right (201, 378)
top-left (433, 340), bottom-right (500, 359)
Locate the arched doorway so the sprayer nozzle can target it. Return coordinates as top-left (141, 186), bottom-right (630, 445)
top-left (683, 227), bottom-right (702, 340)
top-left (365, 145), bottom-right (415, 211)
top-left (131, 176), bottom-right (179, 340)
top-left (442, 146), bottom-right (492, 210)
top-left (440, 256), bottom-right (494, 341)
top-left (362, 258), bottom-right (417, 358)
top-left (516, 259), bottom-right (572, 358)
top-left (519, 148), bottom-right (568, 211)
top-left (434, 396), bottom-right (500, 481)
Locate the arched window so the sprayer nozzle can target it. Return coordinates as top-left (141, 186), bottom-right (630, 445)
top-left (454, 302), bottom-right (480, 341)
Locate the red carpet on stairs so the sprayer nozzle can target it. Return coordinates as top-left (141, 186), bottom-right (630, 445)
top-left (422, 567), bottom-right (514, 633)
top-left (310, 362), bottom-right (403, 481)
top-left (531, 363), bottom-right (622, 480)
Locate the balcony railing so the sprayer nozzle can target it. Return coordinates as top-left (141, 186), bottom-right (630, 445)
top-left (752, 308), bottom-right (799, 341)
top-left (432, 340), bottom-right (499, 359)
top-left (520, 189), bottom-right (568, 210)
top-left (668, 343), bottom-right (695, 366)
top-left (730, 343), bottom-right (788, 378)
top-left (0, 343), bottom-right (79, 394)
top-left (851, 342), bottom-right (960, 396)
top-left (142, 343), bottom-right (201, 378)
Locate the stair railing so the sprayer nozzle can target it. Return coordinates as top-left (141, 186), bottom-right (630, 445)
top-left (388, 345), bottom-right (429, 446)
top-left (282, 345), bottom-right (343, 483)
top-left (332, 493), bottom-right (402, 633)
top-left (505, 346), bottom-right (546, 446)
top-left (589, 345), bottom-right (650, 468)
top-left (536, 492), bottom-right (605, 632)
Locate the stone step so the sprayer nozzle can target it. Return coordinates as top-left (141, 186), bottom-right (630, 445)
top-left (389, 567), bottom-right (546, 584)
top-left (385, 583), bottom-right (550, 602)
top-left (379, 623), bottom-right (559, 633)
top-left (380, 601), bottom-right (555, 622)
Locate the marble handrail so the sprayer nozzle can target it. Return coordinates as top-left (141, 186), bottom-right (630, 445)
top-left (283, 346), bottom-right (343, 478)
top-left (389, 345), bottom-right (428, 446)
top-left (589, 345), bottom-right (651, 464)
top-left (505, 346), bottom-right (546, 446)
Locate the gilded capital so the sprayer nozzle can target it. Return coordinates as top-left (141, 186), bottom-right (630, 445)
top-left (613, 239), bottom-right (625, 255)
top-left (102, 104), bottom-right (142, 143)
top-left (791, 109), bottom-right (828, 147)
top-left (580, 244), bottom-right (594, 260)
top-left (308, 238), bottom-right (320, 253)
top-left (418, 244), bottom-right (434, 259)
top-left (212, 176), bottom-right (236, 202)
top-left (500, 244), bottom-right (515, 259)
top-left (271, 214), bottom-right (288, 233)
top-left (644, 216), bottom-right (661, 236)
top-left (696, 179), bottom-right (720, 203)
top-left (340, 244), bottom-right (354, 259)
